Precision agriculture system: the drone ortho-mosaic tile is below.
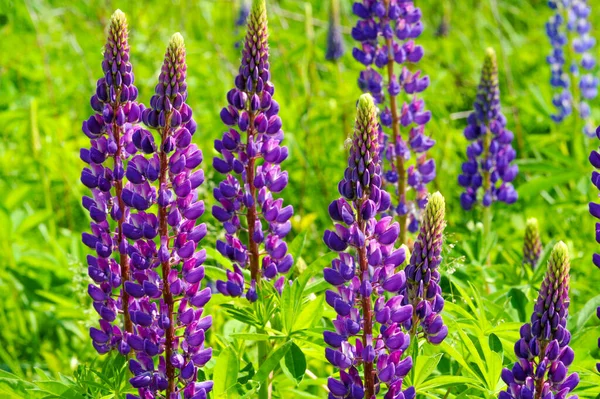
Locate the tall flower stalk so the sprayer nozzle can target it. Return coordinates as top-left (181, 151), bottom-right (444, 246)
top-left (123, 33), bottom-right (212, 398)
top-left (499, 242), bottom-right (578, 399)
top-left (402, 192), bottom-right (447, 345)
top-left (213, 0), bottom-right (293, 302)
top-left (324, 94), bottom-right (415, 399)
top-left (546, 0), bottom-right (597, 136)
top-left (82, 9), bottom-right (141, 355)
top-left (352, 0), bottom-right (435, 245)
top-left (523, 218), bottom-right (543, 270)
top-left (590, 125), bottom-right (600, 375)
top-left (458, 48), bottom-right (518, 239)
top-left (326, 0), bottom-right (345, 62)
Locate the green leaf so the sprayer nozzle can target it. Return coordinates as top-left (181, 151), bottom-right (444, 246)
top-left (508, 288), bottom-right (528, 322)
top-left (575, 294), bottom-right (600, 331)
top-left (414, 353), bottom-right (443, 388)
top-left (280, 342), bottom-right (306, 384)
top-left (213, 347), bottom-right (240, 396)
top-left (252, 340), bottom-right (293, 383)
top-left (488, 333), bottom-right (503, 355)
top-left (229, 333), bottom-right (286, 341)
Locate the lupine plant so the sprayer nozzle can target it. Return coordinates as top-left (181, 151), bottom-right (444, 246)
top-left (546, 0), bottom-right (597, 136)
top-left (402, 191), bottom-right (447, 345)
top-left (352, 0), bottom-right (435, 244)
top-left (323, 94), bottom-right (415, 399)
top-left (523, 218), bottom-right (543, 270)
top-left (326, 0), bottom-right (345, 62)
top-left (500, 242), bottom-right (579, 399)
top-left (458, 48), bottom-right (518, 221)
top-left (590, 125), bottom-right (600, 375)
top-left (213, 0), bottom-right (293, 302)
top-left (82, 12), bottom-right (212, 398)
top-left (82, 9), bottom-right (141, 355)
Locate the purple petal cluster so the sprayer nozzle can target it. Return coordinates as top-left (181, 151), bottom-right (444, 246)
top-left (121, 33), bottom-right (212, 398)
top-left (352, 0), bottom-right (435, 240)
top-left (590, 125), bottom-right (600, 374)
top-left (326, 0), bottom-right (345, 62)
top-left (324, 94), bottom-right (415, 399)
top-left (213, 0), bottom-right (293, 302)
top-left (82, 9), bottom-right (142, 355)
top-left (500, 242), bottom-right (579, 399)
top-left (458, 48), bottom-right (518, 210)
top-left (401, 191), bottom-right (447, 344)
top-left (523, 218), bottom-right (543, 270)
top-left (546, 0), bottom-right (597, 136)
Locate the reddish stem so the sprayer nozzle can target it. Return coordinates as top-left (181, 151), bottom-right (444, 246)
top-left (111, 91), bottom-right (132, 335)
top-left (246, 112), bottom-right (261, 285)
top-left (158, 120), bottom-right (176, 395)
top-left (357, 206), bottom-right (375, 399)
top-left (383, 0), bottom-right (407, 246)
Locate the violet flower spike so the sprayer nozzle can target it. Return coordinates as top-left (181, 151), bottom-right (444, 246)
top-left (546, 0), bottom-right (598, 136)
top-left (458, 48), bottom-right (518, 210)
top-left (352, 0), bottom-right (435, 243)
top-left (590, 124), bottom-right (600, 374)
top-left (82, 9), bottom-right (142, 355)
top-left (401, 191), bottom-right (447, 344)
top-left (523, 218), bottom-right (542, 270)
top-left (126, 33), bottom-right (213, 399)
top-left (499, 242), bottom-right (578, 399)
top-left (213, 0), bottom-right (293, 301)
top-left (324, 94), bottom-right (415, 399)
top-left (326, 0), bottom-right (345, 62)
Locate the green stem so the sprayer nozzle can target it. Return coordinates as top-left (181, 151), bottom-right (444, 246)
top-left (257, 331), bottom-right (271, 399)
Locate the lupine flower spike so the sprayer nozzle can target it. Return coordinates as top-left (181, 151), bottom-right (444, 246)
top-left (213, 0), bottom-right (293, 302)
top-left (352, 0), bottom-right (435, 243)
top-left (127, 33), bottom-right (213, 398)
top-left (326, 0), bottom-right (345, 62)
top-left (500, 242), bottom-right (579, 399)
top-left (523, 218), bottom-right (543, 270)
top-left (324, 94), bottom-right (415, 399)
top-left (82, 9), bottom-right (142, 355)
top-left (546, 0), bottom-right (597, 136)
top-left (402, 191), bottom-right (447, 344)
top-left (458, 48), bottom-right (518, 210)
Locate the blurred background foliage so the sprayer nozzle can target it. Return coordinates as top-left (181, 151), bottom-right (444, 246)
top-left (0, 0), bottom-right (599, 398)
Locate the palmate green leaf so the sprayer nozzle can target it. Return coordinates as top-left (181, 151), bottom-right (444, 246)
top-left (280, 342), bottom-right (306, 385)
top-left (508, 287), bottom-right (528, 322)
top-left (418, 375), bottom-right (481, 390)
top-left (213, 346), bottom-right (240, 397)
top-left (413, 353), bottom-right (443, 388)
top-left (292, 294), bottom-right (324, 332)
top-left (252, 340), bottom-right (293, 383)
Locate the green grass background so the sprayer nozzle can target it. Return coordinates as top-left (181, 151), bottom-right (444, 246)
top-left (0, 0), bottom-right (599, 398)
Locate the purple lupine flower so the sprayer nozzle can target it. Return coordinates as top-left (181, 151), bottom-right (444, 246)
top-left (590, 124), bottom-right (600, 374)
top-left (499, 242), bottom-right (578, 399)
top-left (326, 0), bottom-right (345, 62)
top-left (324, 94), bottom-right (415, 399)
top-left (402, 191), bottom-right (447, 344)
top-left (523, 218), bottom-right (543, 270)
top-left (124, 33), bottom-right (212, 399)
top-left (352, 0), bottom-right (434, 244)
top-left (458, 48), bottom-right (518, 210)
top-left (82, 9), bottom-right (142, 355)
top-left (546, 0), bottom-right (597, 136)
top-left (213, 0), bottom-right (293, 302)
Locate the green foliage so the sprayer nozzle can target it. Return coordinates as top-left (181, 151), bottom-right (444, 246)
top-left (1, 0), bottom-right (599, 398)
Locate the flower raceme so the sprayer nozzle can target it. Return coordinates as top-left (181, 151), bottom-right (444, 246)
top-left (402, 191), bottom-right (447, 344)
top-left (523, 218), bottom-right (543, 270)
top-left (499, 242), bottom-right (578, 399)
top-left (121, 33), bottom-right (213, 399)
top-left (458, 48), bottom-right (518, 210)
top-left (352, 0), bottom-right (435, 241)
top-left (326, 0), bottom-right (345, 62)
top-left (213, 0), bottom-right (293, 301)
top-left (82, 9), bottom-right (142, 356)
top-left (324, 94), bottom-right (415, 399)
top-left (546, 0), bottom-right (597, 136)
top-left (590, 125), bottom-right (600, 375)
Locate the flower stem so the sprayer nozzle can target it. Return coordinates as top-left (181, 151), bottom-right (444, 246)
top-left (257, 333), bottom-right (271, 399)
top-left (158, 122), bottom-right (176, 396)
top-left (383, 0), bottom-right (407, 246)
top-left (357, 206), bottom-right (375, 398)
top-left (246, 113), bottom-right (261, 285)
top-left (112, 89), bottom-right (132, 336)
